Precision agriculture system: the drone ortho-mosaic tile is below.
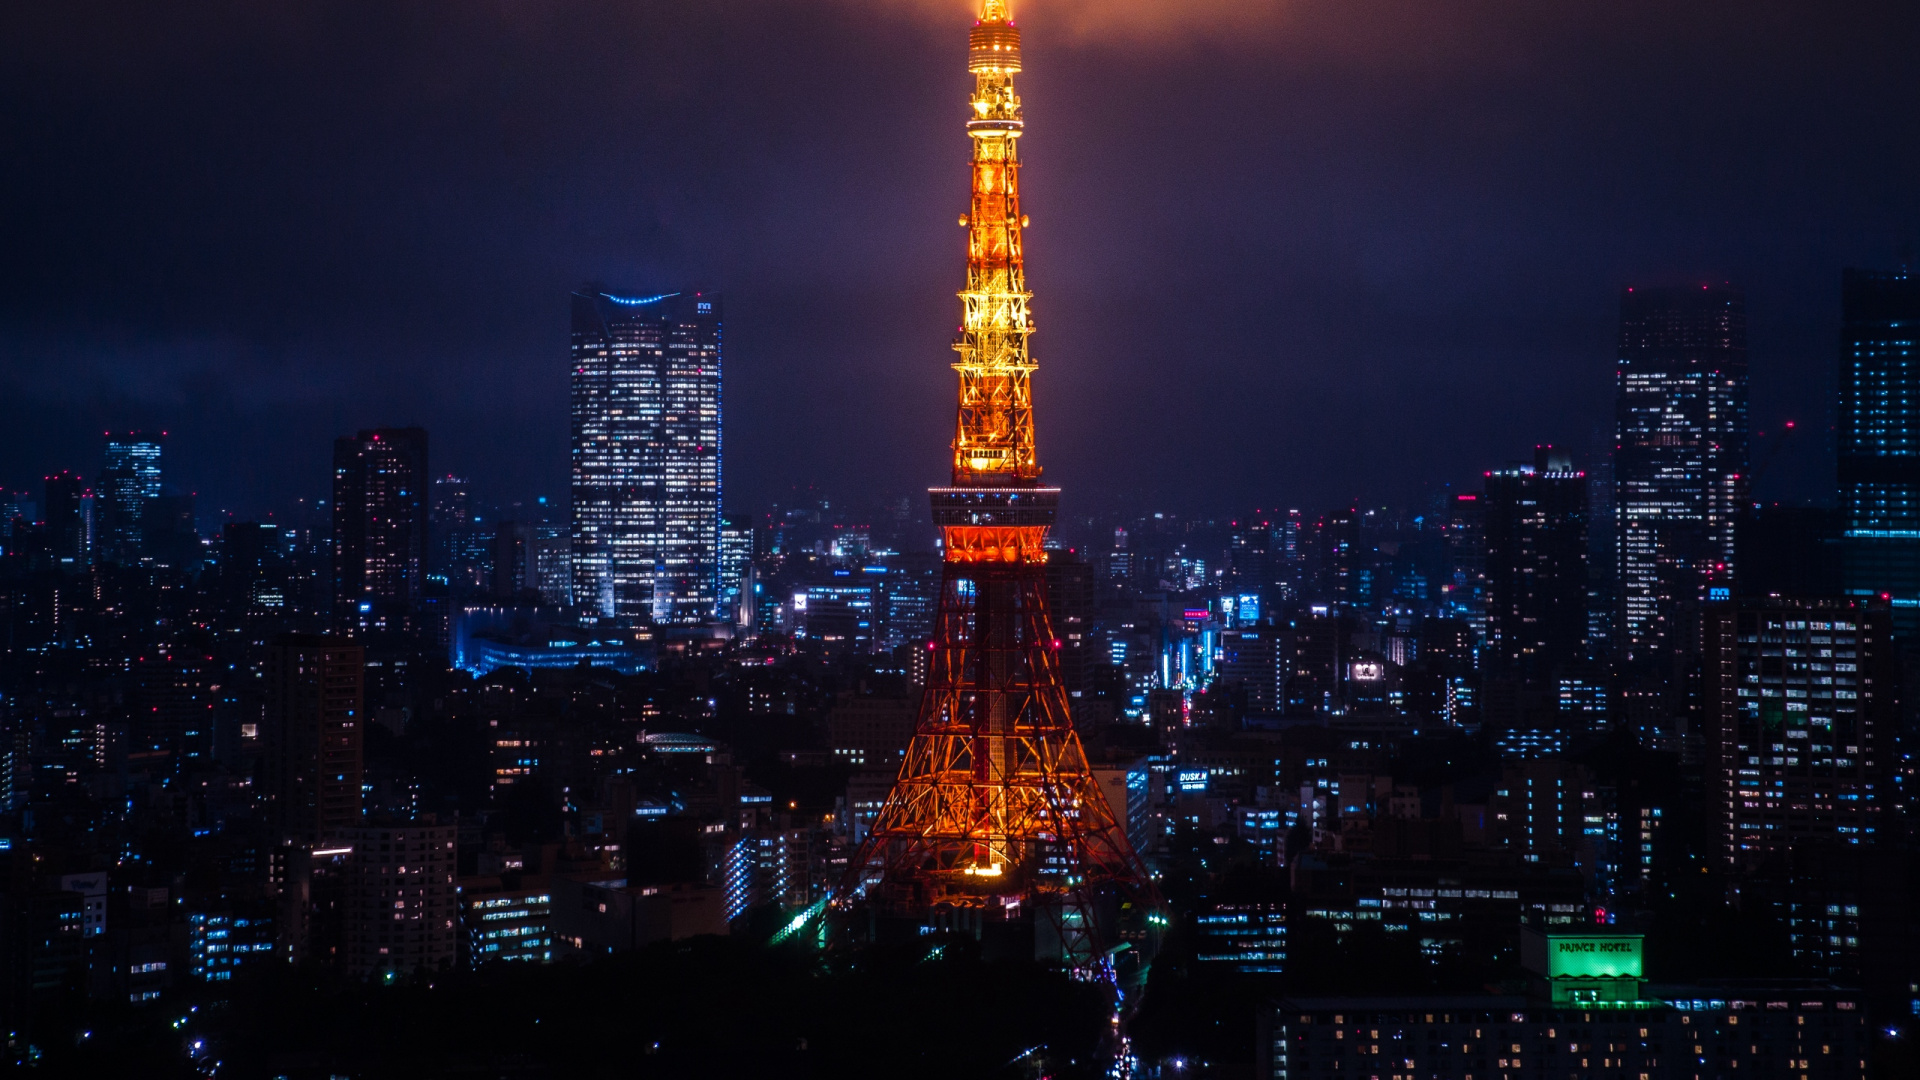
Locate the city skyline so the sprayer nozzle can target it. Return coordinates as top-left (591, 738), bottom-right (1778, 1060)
top-left (2, 2), bottom-right (1919, 1075)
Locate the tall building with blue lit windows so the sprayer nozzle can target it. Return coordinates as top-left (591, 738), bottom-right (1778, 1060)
top-left (1614, 285), bottom-right (1749, 661)
top-left (1838, 268), bottom-right (1920, 634)
top-left (569, 290), bottom-right (722, 624)
top-left (97, 431), bottom-right (163, 565)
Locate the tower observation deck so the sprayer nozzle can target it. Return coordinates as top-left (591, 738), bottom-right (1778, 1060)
top-left (847, 0), bottom-right (1154, 969)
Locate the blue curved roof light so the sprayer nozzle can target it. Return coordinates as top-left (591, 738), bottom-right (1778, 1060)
top-left (603, 291), bottom-right (680, 306)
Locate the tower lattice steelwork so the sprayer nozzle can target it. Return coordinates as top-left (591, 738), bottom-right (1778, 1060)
top-left (848, 0), bottom-right (1151, 965)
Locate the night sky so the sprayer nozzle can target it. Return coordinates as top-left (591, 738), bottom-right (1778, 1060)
top-left (4, 0), bottom-right (1918, 521)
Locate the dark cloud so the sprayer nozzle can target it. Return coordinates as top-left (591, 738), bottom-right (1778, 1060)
top-left (1, 0), bottom-right (1915, 519)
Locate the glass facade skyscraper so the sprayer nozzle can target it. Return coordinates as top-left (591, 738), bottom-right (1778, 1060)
top-left (1838, 268), bottom-right (1920, 635)
top-left (1613, 285), bottom-right (1749, 661)
top-left (570, 290), bottom-right (722, 625)
top-left (97, 431), bottom-right (163, 565)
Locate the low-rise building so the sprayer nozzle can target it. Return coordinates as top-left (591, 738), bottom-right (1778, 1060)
top-left (550, 878), bottom-right (725, 955)
top-left (458, 881), bottom-right (553, 965)
top-left (1195, 902), bottom-right (1286, 974)
top-left (1259, 928), bottom-right (1869, 1080)
top-left (188, 907), bottom-right (277, 982)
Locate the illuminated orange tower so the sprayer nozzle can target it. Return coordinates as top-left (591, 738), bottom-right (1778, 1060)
top-left (849, 0), bottom-right (1151, 964)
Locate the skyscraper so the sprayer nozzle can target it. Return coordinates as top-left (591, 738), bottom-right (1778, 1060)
top-left (491, 521), bottom-right (532, 600)
top-left (1837, 268), bottom-right (1920, 635)
top-left (429, 473), bottom-right (471, 531)
top-left (143, 491), bottom-right (200, 570)
top-left (41, 470), bottom-right (87, 567)
top-left (528, 524), bottom-right (572, 606)
top-left (0, 491), bottom-right (34, 539)
top-left (1614, 284), bottom-right (1750, 661)
top-left (718, 515), bottom-right (753, 625)
top-left (1701, 597), bottom-right (1893, 867)
top-left (429, 473), bottom-right (492, 593)
top-left (1445, 492), bottom-right (1487, 644)
top-left (569, 290), bottom-right (722, 625)
top-left (1218, 627), bottom-right (1282, 713)
top-left (220, 521), bottom-right (286, 615)
top-left (97, 431), bottom-right (163, 565)
top-left (332, 428), bottom-right (430, 632)
top-left (1482, 446), bottom-right (1589, 679)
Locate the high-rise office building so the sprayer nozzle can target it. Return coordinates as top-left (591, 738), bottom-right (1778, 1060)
top-left (801, 579), bottom-right (876, 657)
top-left (429, 473), bottom-right (473, 584)
top-left (1046, 550), bottom-right (1095, 697)
top-left (263, 634), bottom-right (365, 844)
top-left (491, 521), bottom-right (532, 600)
top-left (1743, 506), bottom-right (1845, 598)
top-left (1701, 597), bottom-right (1894, 869)
top-left (332, 428), bottom-right (429, 632)
top-left (1284, 614), bottom-right (1352, 715)
top-left (97, 431), bottom-right (163, 565)
top-left (527, 524), bottom-right (571, 606)
top-left (220, 521), bottom-right (286, 615)
top-left (132, 647), bottom-right (218, 770)
top-left (718, 516), bottom-right (753, 626)
top-left (1482, 446), bottom-right (1589, 678)
top-left (1488, 758), bottom-right (1601, 867)
top-left (1313, 509), bottom-right (1359, 606)
top-left (0, 491), bottom-right (34, 539)
top-left (1614, 284), bottom-right (1749, 661)
top-left (570, 290), bottom-right (722, 625)
top-left (1229, 518), bottom-right (1272, 601)
top-left (874, 553), bottom-right (940, 655)
top-left (1218, 628), bottom-right (1282, 713)
top-left (1104, 525), bottom-right (1132, 586)
top-left (1585, 436), bottom-right (1619, 659)
top-left (489, 521), bottom-right (571, 605)
top-left (1445, 492), bottom-right (1487, 646)
top-left (143, 492), bottom-right (200, 569)
top-left (430, 474), bottom-right (493, 593)
top-left (41, 471), bottom-right (87, 567)
top-left (429, 474), bottom-right (471, 531)
top-left (1273, 510), bottom-right (1303, 601)
top-left (1837, 268), bottom-right (1920, 635)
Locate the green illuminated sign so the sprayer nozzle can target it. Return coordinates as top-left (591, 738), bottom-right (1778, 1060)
top-left (1547, 935), bottom-right (1643, 979)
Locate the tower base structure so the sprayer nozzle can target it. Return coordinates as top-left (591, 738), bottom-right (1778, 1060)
top-left (845, 487), bottom-right (1156, 978)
